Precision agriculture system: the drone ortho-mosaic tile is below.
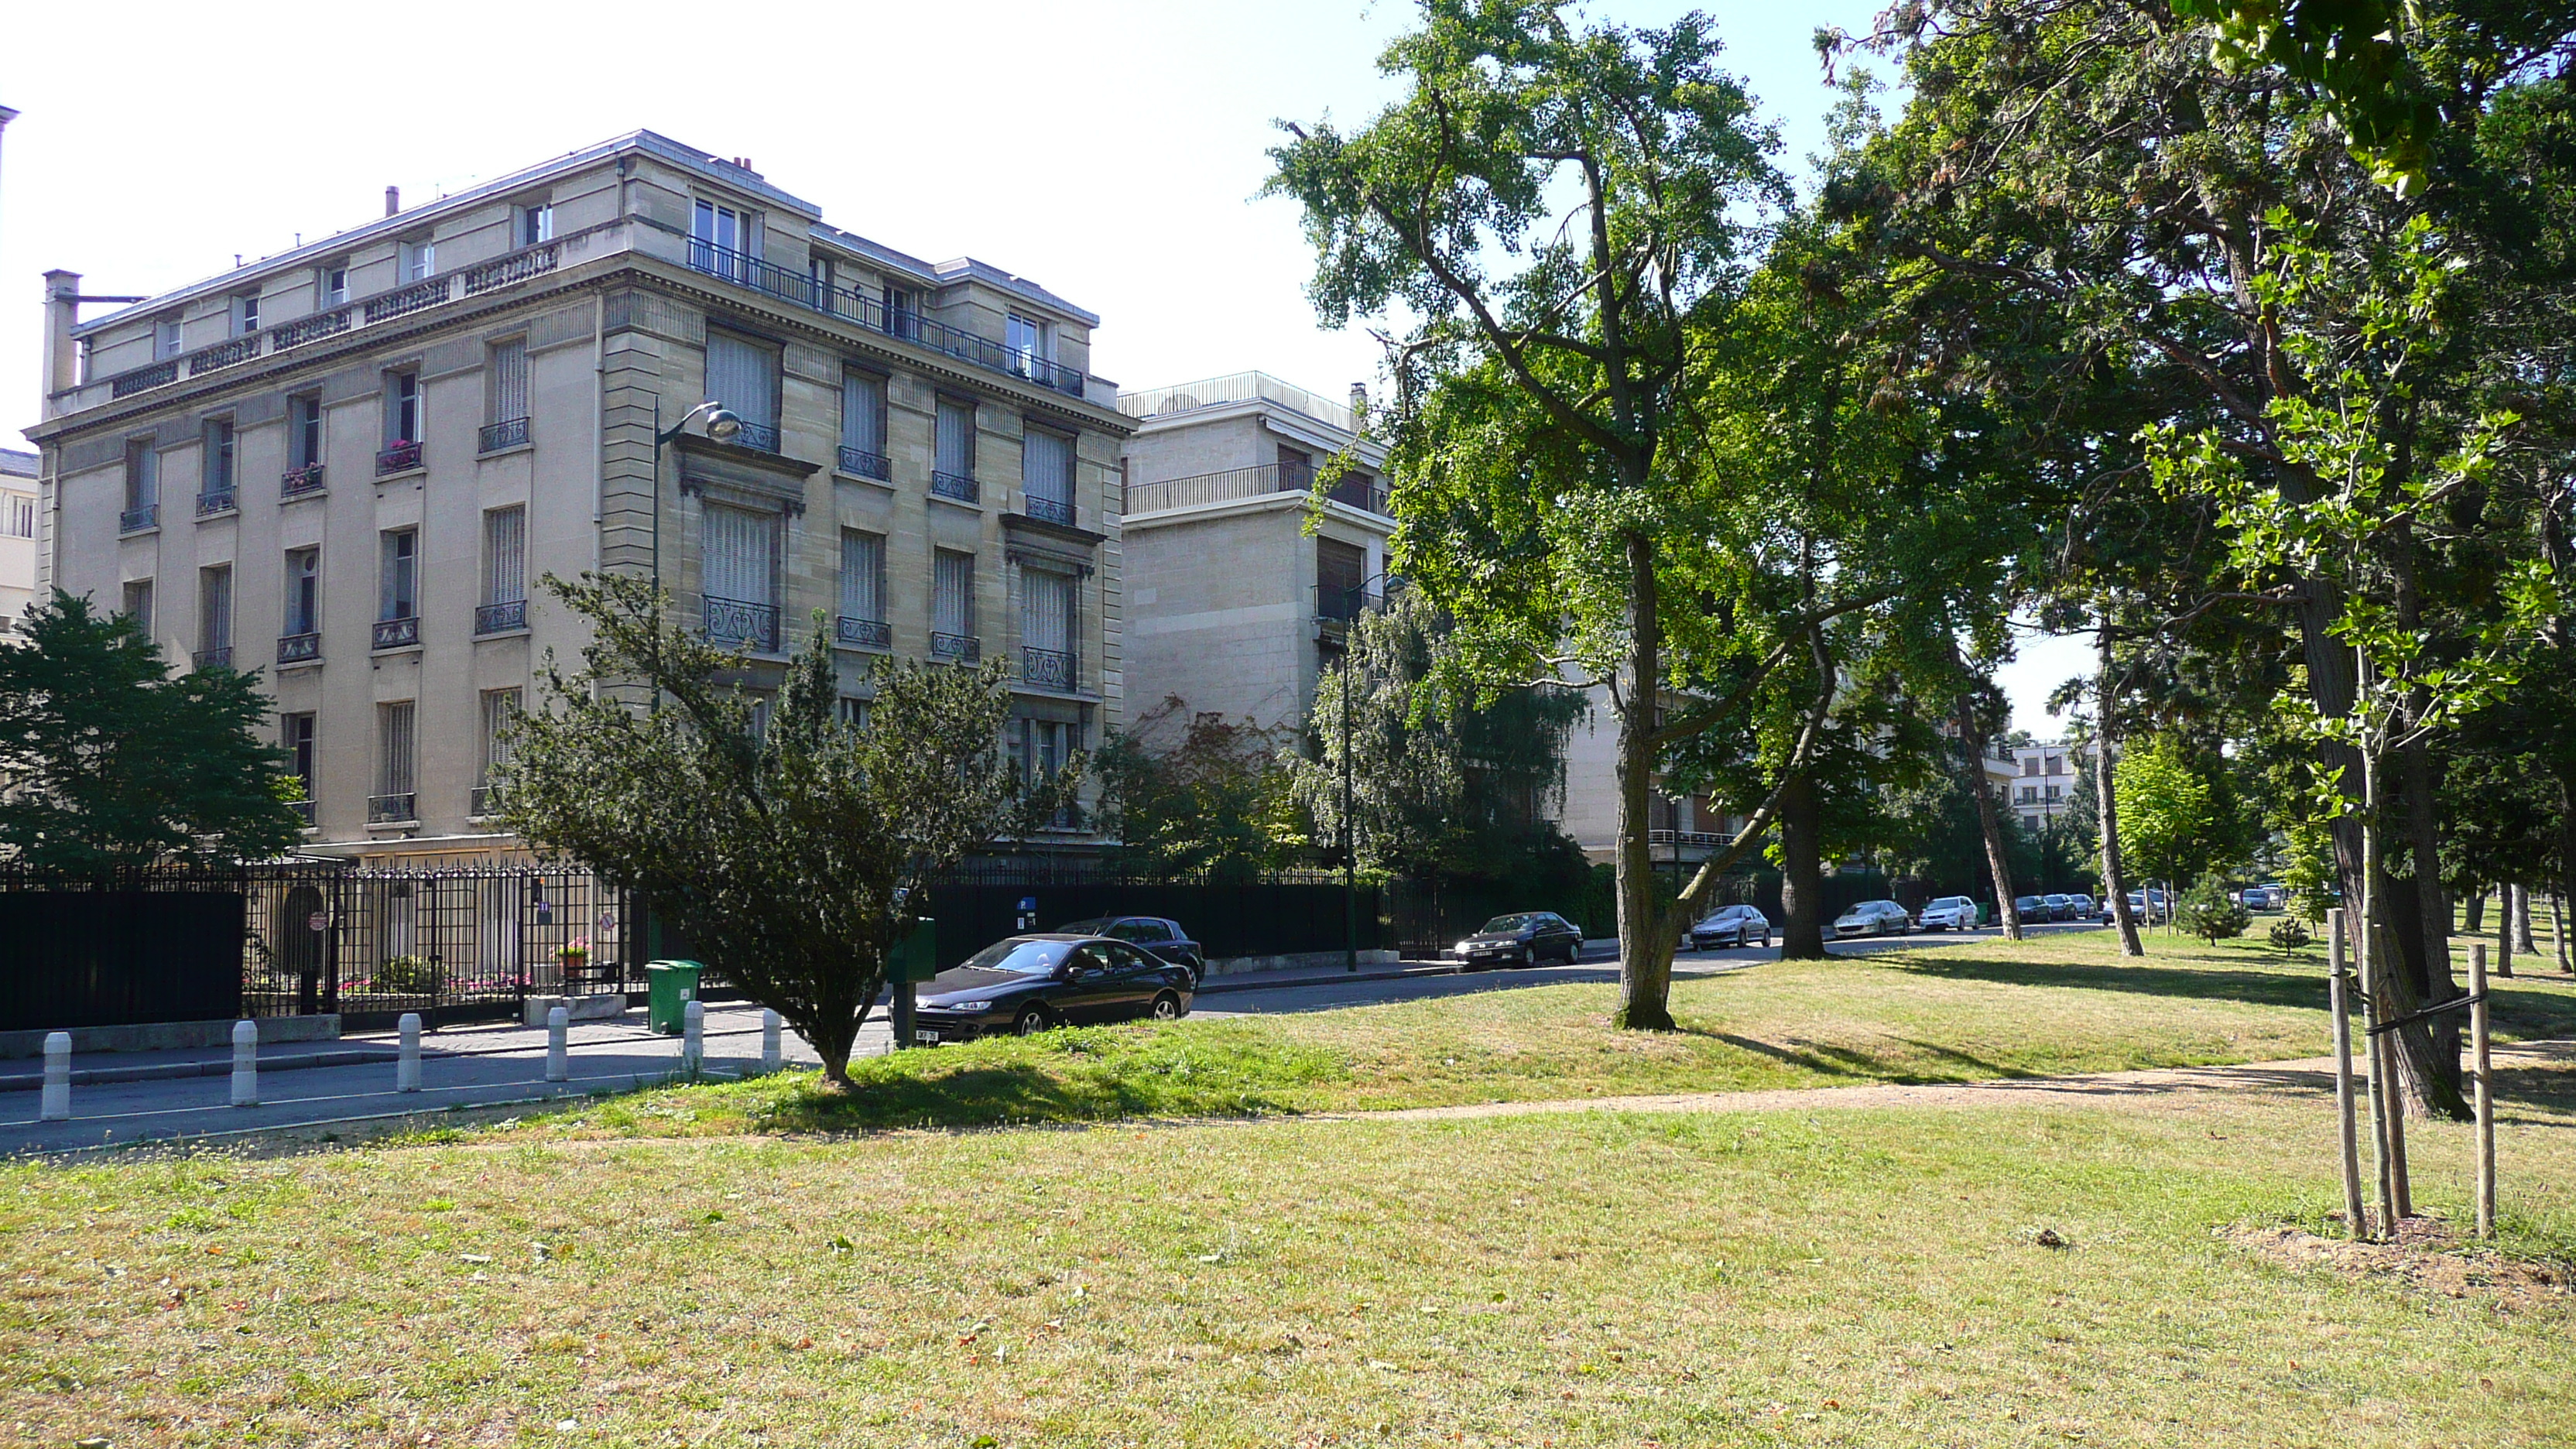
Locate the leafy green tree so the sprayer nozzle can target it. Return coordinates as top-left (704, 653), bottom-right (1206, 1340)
top-left (0, 589), bottom-right (303, 872)
top-left (493, 574), bottom-right (1074, 1087)
top-left (1091, 698), bottom-right (1290, 882)
top-left (2115, 732), bottom-right (2223, 905)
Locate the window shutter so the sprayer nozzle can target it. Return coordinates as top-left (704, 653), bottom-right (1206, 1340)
top-left (1022, 429), bottom-right (1072, 508)
top-left (705, 504), bottom-right (778, 605)
top-left (379, 702), bottom-right (417, 797)
top-left (933, 550), bottom-right (974, 637)
top-left (489, 339), bottom-right (529, 423)
top-left (485, 506), bottom-right (526, 605)
top-left (936, 399), bottom-right (975, 477)
top-left (1023, 569), bottom-right (1072, 653)
top-left (842, 373), bottom-right (886, 454)
top-left (841, 531), bottom-right (885, 621)
top-left (707, 332), bottom-right (779, 431)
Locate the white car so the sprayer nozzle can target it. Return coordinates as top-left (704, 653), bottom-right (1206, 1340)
top-left (1916, 896), bottom-right (1980, 931)
top-left (1832, 899), bottom-right (1913, 937)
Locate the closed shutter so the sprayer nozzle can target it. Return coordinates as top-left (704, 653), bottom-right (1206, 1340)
top-left (1023, 568), bottom-right (1072, 653)
top-left (933, 550), bottom-right (974, 637)
top-left (200, 567), bottom-right (232, 653)
top-left (936, 399), bottom-right (975, 476)
top-left (842, 372), bottom-right (886, 454)
top-left (379, 702), bottom-right (416, 796)
top-left (1022, 428), bottom-right (1072, 509)
top-left (841, 531), bottom-right (885, 621)
top-left (484, 506), bottom-right (526, 605)
top-left (705, 504), bottom-right (778, 605)
top-left (707, 332), bottom-right (779, 431)
top-left (489, 338), bottom-right (529, 422)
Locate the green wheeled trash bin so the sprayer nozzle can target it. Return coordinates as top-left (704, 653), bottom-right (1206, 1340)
top-left (646, 960), bottom-right (704, 1035)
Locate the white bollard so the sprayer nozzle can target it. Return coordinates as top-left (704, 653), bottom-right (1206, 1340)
top-left (761, 1009), bottom-right (783, 1074)
top-left (681, 999), bottom-right (704, 1077)
top-left (396, 1012), bottom-right (423, 1093)
top-left (40, 1032), bottom-right (71, 1122)
top-left (546, 1005), bottom-right (570, 1082)
top-left (230, 1019), bottom-right (259, 1108)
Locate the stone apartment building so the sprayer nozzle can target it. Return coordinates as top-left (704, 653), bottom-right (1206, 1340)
top-left (1115, 372), bottom-right (1390, 742)
top-left (2008, 739), bottom-right (2092, 833)
top-left (25, 130), bottom-right (1131, 864)
top-left (2, 449), bottom-right (35, 634)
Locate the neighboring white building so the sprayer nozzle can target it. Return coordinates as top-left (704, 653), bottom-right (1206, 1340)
top-left (1115, 372), bottom-right (1391, 740)
top-left (2007, 738), bottom-right (2093, 834)
top-left (1, 448), bottom-right (34, 634)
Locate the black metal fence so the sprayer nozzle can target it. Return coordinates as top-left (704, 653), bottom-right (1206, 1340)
top-left (0, 884), bottom-right (247, 1032)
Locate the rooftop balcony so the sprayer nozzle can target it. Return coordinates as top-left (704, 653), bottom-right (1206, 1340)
top-left (1128, 462), bottom-right (1389, 519)
top-left (1118, 371), bottom-right (1361, 433)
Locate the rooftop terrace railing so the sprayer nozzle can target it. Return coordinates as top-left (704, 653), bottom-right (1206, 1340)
top-left (1126, 462), bottom-right (1389, 519)
top-left (1117, 372), bottom-right (1360, 433)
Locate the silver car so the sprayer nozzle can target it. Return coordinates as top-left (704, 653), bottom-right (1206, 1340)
top-left (1832, 899), bottom-right (1913, 937)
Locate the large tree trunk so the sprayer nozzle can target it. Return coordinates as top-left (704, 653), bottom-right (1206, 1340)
top-left (1778, 772), bottom-right (1827, 959)
top-left (2094, 619), bottom-right (2143, 956)
top-left (2499, 885), bottom-right (2516, 975)
top-left (2461, 889), bottom-right (2485, 935)
top-left (2515, 882), bottom-right (2540, 955)
top-left (1612, 533), bottom-right (1678, 1031)
top-left (2398, 740), bottom-right (2466, 1108)
top-left (1958, 698), bottom-right (2022, 940)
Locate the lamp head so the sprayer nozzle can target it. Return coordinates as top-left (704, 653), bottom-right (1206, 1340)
top-left (704, 406), bottom-right (742, 441)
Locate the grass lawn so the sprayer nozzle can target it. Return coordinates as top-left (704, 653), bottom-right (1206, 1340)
top-left (6, 1066), bottom-right (2575, 1446)
top-left (494, 927), bottom-right (2576, 1139)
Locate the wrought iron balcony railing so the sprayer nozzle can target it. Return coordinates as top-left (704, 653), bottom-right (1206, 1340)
top-left (1023, 494), bottom-right (1075, 527)
top-left (1127, 461), bottom-right (1391, 518)
top-left (189, 335), bottom-right (260, 376)
top-left (376, 440), bottom-right (423, 475)
top-left (277, 632), bottom-right (321, 664)
top-left (280, 463), bottom-right (326, 498)
top-left (930, 631), bottom-right (981, 663)
top-left (931, 470), bottom-right (978, 504)
top-left (1020, 646), bottom-right (1077, 691)
top-left (112, 361), bottom-right (179, 399)
top-left (704, 595), bottom-right (781, 653)
top-left (193, 646), bottom-right (233, 670)
top-left (364, 274), bottom-right (451, 325)
top-left (838, 446), bottom-right (891, 481)
top-left (1314, 584), bottom-right (1384, 624)
top-left (119, 504), bottom-right (159, 533)
top-left (368, 792), bottom-right (417, 824)
top-left (372, 615), bottom-right (420, 650)
top-left (837, 615), bottom-right (891, 649)
top-left (478, 416), bottom-right (530, 453)
top-left (197, 488), bottom-right (237, 516)
top-left (476, 599), bottom-right (528, 635)
top-left (731, 420), bottom-right (780, 454)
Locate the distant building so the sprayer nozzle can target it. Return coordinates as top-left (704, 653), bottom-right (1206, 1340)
top-left (1, 448), bottom-right (34, 633)
top-left (1115, 372), bottom-right (1391, 740)
top-left (2007, 738), bottom-right (2094, 833)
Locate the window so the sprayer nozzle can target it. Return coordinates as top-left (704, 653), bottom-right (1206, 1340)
top-left (935, 398), bottom-right (976, 488)
top-left (1021, 426), bottom-right (1074, 523)
top-left (840, 370), bottom-right (888, 475)
top-left (1279, 444), bottom-right (1315, 491)
top-left (704, 503), bottom-right (779, 611)
top-left (125, 442), bottom-right (159, 512)
top-left (1022, 565), bottom-right (1074, 661)
top-left (883, 285), bottom-right (916, 337)
top-left (705, 331), bottom-right (779, 446)
top-left (120, 579), bottom-right (154, 634)
top-left (2045, 785), bottom-right (2062, 801)
top-left (2045, 754), bottom-right (2064, 776)
top-left (385, 372), bottom-right (420, 444)
top-left (484, 506), bottom-right (526, 605)
top-left (282, 713), bottom-right (317, 798)
top-left (322, 264), bottom-right (349, 307)
top-left (478, 688), bottom-right (521, 792)
top-left (403, 239), bottom-right (436, 281)
top-left (292, 395), bottom-right (324, 468)
top-left (2022, 813), bottom-right (2041, 832)
top-left (198, 565), bottom-right (232, 663)
top-left (485, 337), bottom-right (529, 450)
top-left (375, 702), bottom-right (418, 818)
top-left (3, 494), bottom-right (31, 539)
top-left (1316, 536), bottom-right (1366, 620)
top-left (234, 292), bottom-right (260, 337)
top-left (202, 420), bottom-right (236, 500)
top-left (933, 549), bottom-right (975, 642)
top-left (284, 546), bottom-right (320, 635)
top-left (839, 529), bottom-right (886, 622)
top-left (837, 697), bottom-right (871, 731)
top-left (2021, 755), bottom-right (2040, 776)
top-left (379, 529), bottom-right (418, 622)
top-left (520, 204), bottom-right (553, 246)
top-left (1010, 717), bottom-right (1079, 787)
top-left (1006, 313), bottom-right (1050, 372)
top-left (691, 199), bottom-right (746, 277)
top-left (154, 317), bottom-right (182, 361)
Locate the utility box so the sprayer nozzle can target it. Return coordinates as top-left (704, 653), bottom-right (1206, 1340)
top-left (889, 922), bottom-right (938, 984)
top-left (646, 959), bottom-right (704, 1035)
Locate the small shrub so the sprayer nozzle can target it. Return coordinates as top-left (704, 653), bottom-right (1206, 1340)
top-left (2266, 916), bottom-right (2313, 957)
top-left (377, 954), bottom-right (444, 994)
top-left (2176, 882), bottom-right (2252, 944)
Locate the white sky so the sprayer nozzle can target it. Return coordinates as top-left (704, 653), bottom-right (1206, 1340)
top-left (0, 0), bottom-right (2076, 731)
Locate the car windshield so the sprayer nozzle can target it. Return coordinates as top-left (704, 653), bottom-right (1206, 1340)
top-left (1479, 915), bottom-right (1539, 933)
top-left (1054, 918), bottom-right (1107, 934)
top-left (957, 938), bottom-right (1074, 976)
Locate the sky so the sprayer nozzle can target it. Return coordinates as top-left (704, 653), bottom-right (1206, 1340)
top-left (0, 0), bottom-right (2084, 736)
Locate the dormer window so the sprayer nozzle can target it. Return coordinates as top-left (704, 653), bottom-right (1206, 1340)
top-left (691, 199), bottom-right (749, 281)
top-left (403, 239), bottom-right (436, 282)
top-left (1007, 314), bottom-right (1052, 368)
top-left (323, 264), bottom-right (349, 306)
top-left (520, 204), bottom-right (553, 246)
top-left (234, 292), bottom-right (261, 337)
top-left (154, 316), bottom-right (182, 361)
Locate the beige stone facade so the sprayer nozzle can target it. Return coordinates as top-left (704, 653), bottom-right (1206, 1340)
top-left (26, 131), bottom-right (1130, 864)
top-left (1, 448), bottom-right (34, 634)
top-left (1115, 372), bottom-right (1389, 742)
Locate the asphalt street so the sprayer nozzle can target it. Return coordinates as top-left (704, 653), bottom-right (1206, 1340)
top-left (0, 920), bottom-right (2105, 1156)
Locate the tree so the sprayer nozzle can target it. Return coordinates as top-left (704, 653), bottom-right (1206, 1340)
top-left (0, 589), bottom-right (303, 872)
top-left (2114, 732), bottom-right (2221, 907)
top-left (493, 574), bottom-right (1073, 1087)
top-left (1091, 699), bottom-right (1290, 882)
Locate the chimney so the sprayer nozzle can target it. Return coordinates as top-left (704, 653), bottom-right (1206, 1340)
top-left (42, 269), bottom-right (81, 405)
top-left (385, 185), bottom-right (400, 217)
top-left (1348, 382), bottom-right (1370, 425)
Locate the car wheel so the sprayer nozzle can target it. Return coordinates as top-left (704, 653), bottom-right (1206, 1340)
top-left (1149, 992), bottom-right (1183, 1021)
top-left (1013, 1004), bottom-right (1053, 1036)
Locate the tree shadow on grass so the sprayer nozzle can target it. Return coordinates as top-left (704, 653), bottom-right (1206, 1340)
top-left (749, 1059), bottom-right (1309, 1135)
top-left (1881, 953), bottom-right (2332, 1010)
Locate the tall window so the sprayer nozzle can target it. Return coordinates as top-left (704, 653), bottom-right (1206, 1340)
top-left (125, 442), bottom-right (159, 512)
top-left (839, 370), bottom-right (888, 477)
top-left (933, 550), bottom-right (976, 659)
top-left (197, 565), bottom-right (232, 664)
top-left (375, 702), bottom-right (418, 819)
top-left (483, 506), bottom-right (526, 607)
top-left (292, 395), bottom-right (324, 468)
top-left (691, 199), bottom-right (746, 278)
top-left (120, 579), bottom-right (154, 634)
top-left (202, 420), bottom-right (235, 502)
top-left (1006, 313), bottom-right (1050, 372)
top-left (1012, 718), bottom-right (1079, 789)
top-left (403, 240), bottom-right (436, 281)
top-left (282, 713), bottom-right (317, 800)
top-left (379, 529), bottom-right (419, 622)
top-left (1316, 536), bottom-right (1366, 620)
top-left (385, 372), bottom-right (420, 444)
top-left (521, 204), bottom-right (553, 246)
top-left (1278, 443), bottom-right (1315, 491)
top-left (704, 503), bottom-right (780, 652)
top-left (705, 331), bottom-right (779, 447)
top-left (1021, 567), bottom-right (1075, 688)
top-left (934, 398), bottom-right (976, 497)
top-left (485, 338), bottom-right (529, 450)
top-left (1021, 426), bottom-right (1074, 523)
top-left (322, 264), bottom-right (349, 306)
top-left (153, 316), bottom-right (181, 361)
top-left (883, 285), bottom-right (916, 337)
top-left (3, 494), bottom-right (31, 539)
top-left (839, 529), bottom-right (886, 625)
top-left (284, 546), bottom-right (321, 636)
top-left (478, 688), bottom-right (521, 797)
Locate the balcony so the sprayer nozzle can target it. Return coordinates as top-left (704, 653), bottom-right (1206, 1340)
top-left (280, 463), bottom-right (326, 498)
top-left (277, 632), bottom-right (321, 664)
top-left (478, 416), bottom-right (530, 453)
top-left (684, 240), bottom-right (1089, 399)
top-left (704, 595), bottom-right (780, 653)
top-left (476, 598), bottom-right (528, 635)
top-left (837, 446), bottom-right (891, 481)
top-left (930, 632), bottom-right (980, 663)
top-left (836, 615), bottom-right (891, 650)
top-left (731, 420), bottom-right (780, 454)
top-left (192, 646), bottom-right (233, 670)
top-left (367, 792), bottom-right (418, 825)
top-left (372, 615), bottom-right (420, 651)
top-left (931, 470), bottom-right (979, 504)
top-left (188, 335), bottom-right (260, 376)
top-left (1022, 494), bottom-right (1076, 527)
top-left (119, 503), bottom-right (159, 534)
top-left (111, 361), bottom-right (178, 399)
top-left (1019, 646), bottom-right (1077, 691)
top-left (1128, 462), bottom-right (1390, 519)
top-left (196, 488), bottom-right (238, 517)
top-left (376, 440), bottom-right (423, 476)
top-left (1314, 584), bottom-right (1383, 625)
top-left (270, 309), bottom-right (351, 350)
top-left (1120, 371), bottom-right (1361, 433)
top-left (364, 274), bottom-right (451, 325)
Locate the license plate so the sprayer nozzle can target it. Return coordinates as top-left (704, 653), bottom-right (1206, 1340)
top-left (913, 1029), bottom-right (940, 1043)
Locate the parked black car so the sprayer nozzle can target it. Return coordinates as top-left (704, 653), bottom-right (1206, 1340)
top-left (2013, 894), bottom-right (2049, 922)
top-left (1688, 904), bottom-right (1773, 949)
top-left (2041, 893), bottom-right (2074, 921)
top-left (909, 934), bottom-right (1195, 1044)
top-left (1452, 912), bottom-right (1585, 967)
top-left (1055, 916), bottom-right (1205, 984)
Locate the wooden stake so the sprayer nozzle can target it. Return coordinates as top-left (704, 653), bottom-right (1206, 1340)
top-left (2328, 916), bottom-right (2364, 1240)
top-left (2472, 942), bottom-right (2495, 1239)
top-left (2350, 909), bottom-right (2395, 1240)
top-left (2381, 926), bottom-right (2413, 1222)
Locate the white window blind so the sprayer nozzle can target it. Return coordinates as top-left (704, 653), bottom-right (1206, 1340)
top-left (200, 566), bottom-right (232, 653)
top-left (484, 506), bottom-right (526, 605)
top-left (1022, 429), bottom-right (1073, 509)
top-left (127, 445), bottom-right (158, 510)
top-left (378, 702), bottom-right (417, 796)
top-left (707, 332), bottom-right (779, 432)
top-left (122, 580), bottom-right (154, 634)
top-left (479, 688), bottom-right (521, 786)
top-left (841, 372), bottom-right (886, 455)
top-left (936, 399), bottom-right (975, 477)
top-left (705, 504), bottom-right (778, 605)
top-left (933, 550), bottom-right (975, 637)
top-left (380, 530), bottom-right (418, 621)
top-left (1023, 568), bottom-right (1073, 654)
top-left (840, 531), bottom-right (885, 621)
top-left (489, 338), bottom-right (529, 423)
